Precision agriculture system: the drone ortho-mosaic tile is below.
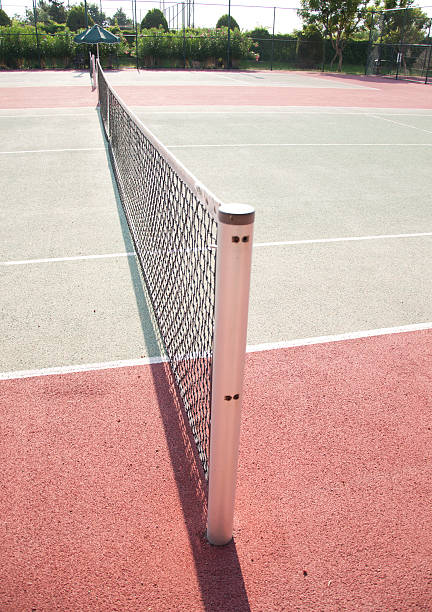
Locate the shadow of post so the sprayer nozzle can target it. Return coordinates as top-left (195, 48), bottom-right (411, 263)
top-left (97, 108), bottom-right (251, 611)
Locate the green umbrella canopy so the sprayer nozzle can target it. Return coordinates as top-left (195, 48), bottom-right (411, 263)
top-left (74, 24), bottom-right (120, 44)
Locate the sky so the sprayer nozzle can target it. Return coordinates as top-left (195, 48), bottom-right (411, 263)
top-left (1, 0), bottom-right (304, 34)
top-left (2, 0), bottom-right (431, 34)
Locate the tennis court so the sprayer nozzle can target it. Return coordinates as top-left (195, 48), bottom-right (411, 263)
top-left (1, 68), bottom-right (431, 610)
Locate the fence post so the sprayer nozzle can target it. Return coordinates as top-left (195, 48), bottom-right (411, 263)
top-left (270, 7), bottom-right (275, 71)
top-left (32, 0), bottom-right (41, 69)
top-left (206, 203), bottom-right (255, 546)
top-left (365, 10), bottom-right (375, 75)
top-left (226, 0), bottom-right (231, 69)
top-left (421, 19), bottom-right (431, 82)
top-left (425, 41), bottom-right (432, 84)
top-left (321, 37), bottom-right (326, 72)
top-left (396, 6), bottom-right (408, 80)
top-left (134, 0), bottom-right (139, 70)
top-left (182, 2), bottom-right (186, 68)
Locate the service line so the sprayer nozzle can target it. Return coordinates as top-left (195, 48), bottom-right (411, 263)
top-left (0, 146), bottom-right (106, 155)
top-left (1, 232), bottom-right (432, 267)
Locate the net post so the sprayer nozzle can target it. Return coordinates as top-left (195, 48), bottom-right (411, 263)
top-left (206, 203), bottom-right (255, 546)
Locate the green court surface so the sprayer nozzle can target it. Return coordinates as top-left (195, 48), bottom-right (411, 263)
top-left (0, 73), bottom-right (431, 375)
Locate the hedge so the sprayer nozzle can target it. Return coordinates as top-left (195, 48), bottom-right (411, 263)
top-left (0, 24), bottom-right (128, 68)
top-left (0, 24), bottom-right (253, 68)
top-left (138, 27), bottom-right (253, 66)
top-left (0, 23), bottom-right (371, 70)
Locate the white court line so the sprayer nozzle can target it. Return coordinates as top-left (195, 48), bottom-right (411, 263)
top-left (132, 109), bottom-right (432, 116)
top-left (1, 322), bottom-right (431, 381)
top-left (1, 232), bottom-right (432, 266)
top-left (2, 108), bottom-right (432, 118)
top-left (0, 147), bottom-right (106, 155)
top-left (168, 142), bottom-right (432, 148)
top-left (129, 110), bottom-right (432, 116)
top-left (1, 252), bottom-right (135, 266)
top-left (219, 75), bottom-right (249, 85)
top-left (2, 144), bottom-right (429, 155)
top-left (246, 322), bottom-right (432, 354)
top-left (370, 113), bottom-right (432, 136)
top-left (254, 232), bottom-right (432, 247)
top-left (0, 113), bottom-right (97, 118)
top-left (0, 356), bottom-right (168, 381)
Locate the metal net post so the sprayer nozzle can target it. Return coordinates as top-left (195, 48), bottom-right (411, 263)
top-left (207, 204), bottom-right (255, 546)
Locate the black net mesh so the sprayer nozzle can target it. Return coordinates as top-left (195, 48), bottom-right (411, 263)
top-left (97, 63), bottom-right (218, 476)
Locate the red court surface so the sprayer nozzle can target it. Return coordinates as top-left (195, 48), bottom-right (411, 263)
top-left (1, 72), bottom-right (431, 109)
top-left (1, 330), bottom-right (431, 611)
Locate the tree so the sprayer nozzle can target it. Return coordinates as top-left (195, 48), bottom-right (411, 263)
top-left (0, 8), bottom-right (12, 26)
top-left (25, 0), bottom-right (51, 25)
top-left (141, 8), bottom-right (168, 31)
top-left (66, 4), bottom-right (94, 30)
top-left (297, 25), bottom-right (324, 67)
top-left (47, 0), bottom-right (66, 23)
top-left (374, 0), bottom-right (430, 44)
top-left (87, 3), bottom-right (106, 25)
top-left (299, 0), bottom-right (368, 71)
top-left (108, 8), bottom-right (131, 27)
top-left (216, 14), bottom-right (240, 30)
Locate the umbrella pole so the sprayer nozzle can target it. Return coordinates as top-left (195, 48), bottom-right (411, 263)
top-left (97, 43), bottom-right (99, 62)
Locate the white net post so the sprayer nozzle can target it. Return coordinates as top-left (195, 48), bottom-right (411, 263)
top-left (206, 203), bottom-right (255, 546)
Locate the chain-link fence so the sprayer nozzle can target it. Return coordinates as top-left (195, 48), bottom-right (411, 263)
top-left (366, 8), bottom-right (432, 83)
top-left (1, 1), bottom-right (431, 81)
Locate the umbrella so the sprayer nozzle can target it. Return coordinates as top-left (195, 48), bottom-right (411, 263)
top-left (74, 24), bottom-right (120, 61)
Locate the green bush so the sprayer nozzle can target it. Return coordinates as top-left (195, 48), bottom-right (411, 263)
top-left (66, 5), bottom-right (94, 31)
top-left (141, 9), bottom-right (168, 32)
top-left (296, 29), bottom-right (323, 68)
top-left (0, 23), bottom-right (253, 69)
top-left (216, 14), bottom-right (239, 30)
top-left (248, 27), bottom-right (271, 61)
top-left (40, 32), bottom-right (76, 62)
top-left (138, 27), bottom-right (252, 67)
top-left (341, 40), bottom-right (369, 66)
top-left (41, 20), bottom-right (65, 34)
top-left (0, 25), bottom-right (38, 67)
top-left (0, 23), bottom-right (127, 68)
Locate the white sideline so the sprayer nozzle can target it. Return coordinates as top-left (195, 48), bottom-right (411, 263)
top-left (168, 142), bottom-right (432, 148)
top-left (1, 321), bottom-right (431, 381)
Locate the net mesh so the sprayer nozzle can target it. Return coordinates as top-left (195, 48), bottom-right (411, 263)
top-left (98, 62), bottom-right (218, 476)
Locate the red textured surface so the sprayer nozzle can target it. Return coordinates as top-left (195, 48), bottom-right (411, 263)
top-left (1, 330), bottom-right (431, 610)
top-left (111, 76), bottom-right (432, 109)
top-left (1, 73), bottom-right (431, 109)
top-left (0, 86), bottom-right (97, 109)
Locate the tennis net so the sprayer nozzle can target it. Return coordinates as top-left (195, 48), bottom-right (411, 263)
top-left (97, 60), bottom-right (254, 543)
top-left (98, 61), bottom-right (219, 476)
